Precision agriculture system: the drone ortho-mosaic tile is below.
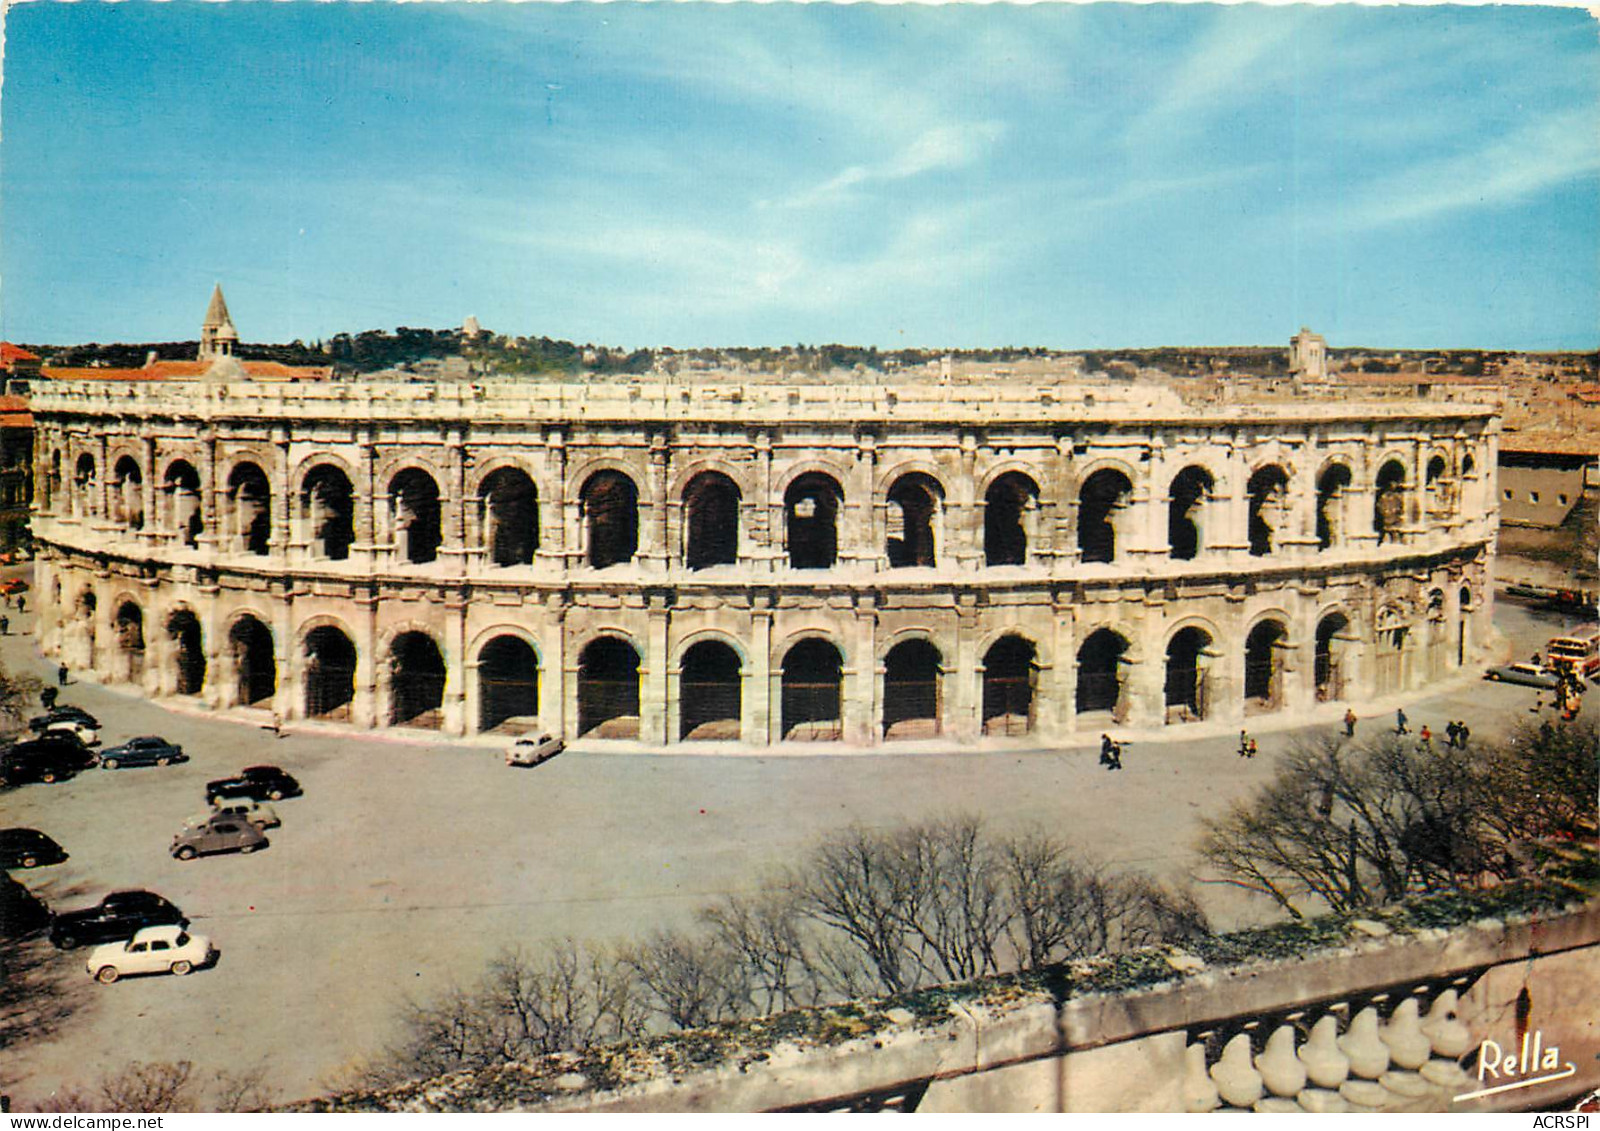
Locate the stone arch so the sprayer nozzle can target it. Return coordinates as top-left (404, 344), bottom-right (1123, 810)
top-left (1374, 456), bottom-right (1409, 544)
top-left (984, 471), bottom-right (1039, 567)
top-left (1076, 627), bottom-right (1130, 716)
top-left (1424, 452), bottom-right (1451, 516)
top-left (1244, 617), bottom-right (1290, 711)
top-left (477, 634), bottom-right (541, 733)
top-left (1164, 624), bottom-right (1215, 722)
top-left (388, 631), bottom-right (446, 728)
top-left (67, 587), bottom-right (98, 669)
top-left (1246, 463), bottom-right (1290, 557)
top-left (1316, 461), bottom-right (1354, 550)
top-left (112, 598), bottom-right (146, 684)
top-left (668, 458), bottom-right (755, 502)
top-left (73, 453), bottom-right (97, 519)
top-left (160, 459), bottom-right (204, 549)
top-left (780, 636), bottom-right (844, 741)
top-left (982, 634), bottom-right (1037, 736)
top-left (44, 448), bottom-right (62, 512)
top-left (110, 455), bottom-right (144, 531)
top-left (885, 472), bottom-right (943, 568)
top-left (1078, 468), bottom-right (1133, 564)
top-left (784, 471), bottom-right (844, 570)
top-left (301, 620), bottom-right (359, 719)
top-left (683, 470), bottom-right (741, 570)
top-left (289, 451), bottom-right (360, 497)
top-left (1315, 610), bottom-right (1354, 702)
top-left (882, 637), bottom-right (943, 739)
top-left (577, 635), bottom-right (641, 739)
top-left (580, 469), bottom-right (640, 569)
top-left (300, 463), bottom-right (356, 561)
top-left (478, 466), bottom-right (540, 567)
top-left (678, 638), bottom-right (743, 741)
top-left (166, 606), bottom-right (206, 696)
top-left (226, 461), bottom-right (273, 556)
top-left (1167, 465), bottom-right (1214, 561)
top-left (388, 467), bottom-right (443, 565)
top-left (227, 612), bottom-right (277, 707)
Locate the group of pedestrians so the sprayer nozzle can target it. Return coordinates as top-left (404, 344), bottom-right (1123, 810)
top-left (1099, 733), bottom-right (1125, 771)
top-left (1392, 707), bottom-right (1470, 752)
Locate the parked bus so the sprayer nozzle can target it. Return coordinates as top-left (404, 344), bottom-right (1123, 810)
top-left (1546, 626), bottom-right (1600, 682)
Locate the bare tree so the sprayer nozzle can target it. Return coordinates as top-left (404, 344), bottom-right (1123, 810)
top-left (700, 887), bottom-right (825, 1015)
top-left (35, 1061), bottom-right (276, 1113)
top-left (0, 660), bottom-right (43, 738)
top-left (622, 929), bottom-right (743, 1030)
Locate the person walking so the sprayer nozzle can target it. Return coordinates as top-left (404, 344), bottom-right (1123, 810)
top-left (1246, 736), bottom-right (1258, 759)
top-left (16, 595), bottom-right (24, 614)
top-left (40, 686), bottom-right (57, 710)
top-left (1445, 720), bottom-right (1460, 749)
top-left (57, 663), bottom-right (68, 687)
top-left (1238, 729), bottom-right (1251, 758)
top-left (1, 615), bottom-right (10, 636)
top-left (1344, 708), bottom-right (1358, 737)
top-left (1419, 724), bottom-right (1433, 751)
top-left (1395, 708), bottom-right (1409, 735)
top-left (1457, 722), bottom-right (1471, 749)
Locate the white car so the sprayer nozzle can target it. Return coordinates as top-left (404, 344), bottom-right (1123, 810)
top-left (44, 720), bottom-right (100, 747)
top-left (506, 733), bottom-right (565, 767)
top-left (186, 800), bottom-right (280, 831)
top-left (85, 925), bottom-right (215, 983)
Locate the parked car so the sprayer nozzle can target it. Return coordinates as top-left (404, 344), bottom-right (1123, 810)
top-left (1, 738), bottom-right (97, 786)
top-left (185, 800), bottom-right (279, 831)
top-left (0, 828), bottom-right (68, 870)
top-left (99, 736), bottom-right (187, 770)
top-left (171, 814), bottom-right (268, 860)
top-left (50, 890), bottom-right (188, 949)
top-left (0, 577), bottom-right (28, 596)
top-left (86, 924), bottom-right (215, 983)
top-left (38, 719), bottom-right (100, 747)
top-left (505, 732), bottom-right (565, 767)
top-left (1483, 663), bottom-right (1561, 689)
top-left (30, 706), bottom-right (102, 731)
top-left (205, 765), bottom-right (301, 804)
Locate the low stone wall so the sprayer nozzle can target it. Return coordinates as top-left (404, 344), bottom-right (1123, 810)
top-left (295, 882), bottom-right (1600, 1113)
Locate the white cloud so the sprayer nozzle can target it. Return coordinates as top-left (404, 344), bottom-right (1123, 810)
top-left (770, 121), bottom-right (1008, 210)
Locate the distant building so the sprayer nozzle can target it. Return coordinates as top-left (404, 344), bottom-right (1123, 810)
top-left (0, 393), bottom-right (31, 552)
top-left (1290, 327), bottom-right (1328, 381)
top-left (1497, 443), bottom-right (1596, 529)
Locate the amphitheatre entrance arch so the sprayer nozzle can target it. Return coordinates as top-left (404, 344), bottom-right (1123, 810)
top-left (477, 635), bottom-right (539, 732)
top-left (780, 639), bottom-right (843, 741)
top-left (168, 609), bottom-right (206, 695)
top-left (982, 635), bottom-right (1036, 736)
top-left (883, 639), bottom-right (942, 738)
top-left (678, 640), bottom-right (742, 741)
top-left (304, 625), bottom-right (357, 719)
top-left (578, 637), bottom-right (640, 738)
top-left (230, 616), bottom-right (277, 707)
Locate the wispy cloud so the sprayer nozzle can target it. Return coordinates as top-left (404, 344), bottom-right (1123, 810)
top-left (768, 121), bottom-right (1009, 210)
top-left (1327, 108), bottom-right (1600, 230)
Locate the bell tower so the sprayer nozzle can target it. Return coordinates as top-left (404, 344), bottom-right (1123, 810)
top-left (199, 283), bottom-right (239, 360)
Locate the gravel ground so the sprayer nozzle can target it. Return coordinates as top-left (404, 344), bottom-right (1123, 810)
top-left (1, 573), bottom-right (1590, 1108)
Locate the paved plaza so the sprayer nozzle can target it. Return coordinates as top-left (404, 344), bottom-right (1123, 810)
top-left (1, 570), bottom-right (1591, 1107)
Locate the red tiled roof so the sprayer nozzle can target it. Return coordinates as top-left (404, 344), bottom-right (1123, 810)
top-left (0, 343), bottom-right (39, 364)
top-left (0, 414), bottom-right (32, 429)
top-left (41, 360), bottom-right (331, 382)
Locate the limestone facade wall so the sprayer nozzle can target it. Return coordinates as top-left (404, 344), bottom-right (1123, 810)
top-left (29, 378), bottom-right (1498, 746)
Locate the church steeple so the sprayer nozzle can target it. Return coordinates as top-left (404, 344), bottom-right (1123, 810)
top-left (199, 283), bottom-right (239, 359)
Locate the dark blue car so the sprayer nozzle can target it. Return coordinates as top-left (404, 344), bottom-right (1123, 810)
top-left (99, 736), bottom-right (187, 770)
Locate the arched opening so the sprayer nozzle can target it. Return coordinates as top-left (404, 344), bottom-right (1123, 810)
top-left (390, 468), bottom-right (442, 565)
top-left (477, 635), bottom-right (540, 733)
top-left (44, 450), bottom-right (61, 513)
top-left (1426, 588), bottom-right (1448, 680)
top-left (228, 463), bottom-right (272, 556)
top-left (480, 468), bottom-right (539, 567)
top-left (1458, 586), bottom-right (1472, 666)
top-left (1078, 470), bottom-right (1132, 564)
top-left (1244, 620), bottom-right (1288, 711)
top-left (582, 471), bottom-right (639, 569)
top-left (1247, 465), bottom-right (1289, 557)
top-left (1167, 466), bottom-right (1212, 561)
top-left (886, 473), bottom-right (942, 568)
top-left (163, 461), bottom-right (203, 549)
top-left (1165, 627), bottom-right (1213, 722)
top-left (1316, 464), bottom-right (1352, 550)
top-left (229, 616), bottom-right (276, 707)
top-left (304, 625), bottom-right (357, 719)
top-left (577, 637), bottom-right (640, 738)
top-left (1374, 460), bottom-right (1408, 544)
top-left (113, 601), bottom-right (145, 684)
top-left (73, 454), bottom-right (97, 520)
top-left (302, 465), bottom-right (355, 561)
top-left (883, 639), bottom-right (942, 738)
top-left (781, 638), bottom-right (843, 741)
top-left (72, 589), bottom-right (97, 668)
top-left (1314, 613), bottom-right (1351, 702)
top-left (683, 472), bottom-right (740, 570)
top-left (1425, 455), bottom-right (1449, 517)
top-left (389, 632), bottom-right (446, 728)
top-left (982, 635), bottom-right (1036, 736)
top-left (167, 609), bottom-right (205, 696)
top-left (679, 640), bottom-right (742, 741)
top-left (1076, 628), bottom-right (1128, 716)
top-left (1376, 621), bottom-right (1408, 694)
top-left (785, 472), bottom-right (842, 570)
top-left (112, 456), bottom-right (144, 531)
top-left (984, 473), bottom-right (1038, 567)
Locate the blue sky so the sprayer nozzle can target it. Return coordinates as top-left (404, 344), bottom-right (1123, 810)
top-left (2, 2), bottom-right (1595, 350)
